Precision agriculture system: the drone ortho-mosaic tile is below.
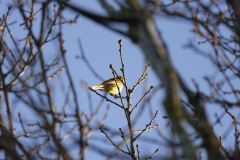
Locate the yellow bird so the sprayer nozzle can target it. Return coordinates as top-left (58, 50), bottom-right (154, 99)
top-left (91, 76), bottom-right (125, 96)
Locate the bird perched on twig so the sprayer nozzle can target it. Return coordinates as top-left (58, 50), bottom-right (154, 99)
top-left (91, 76), bottom-right (125, 97)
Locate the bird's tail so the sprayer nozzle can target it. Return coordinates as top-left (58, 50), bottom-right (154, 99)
top-left (91, 85), bottom-right (103, 90)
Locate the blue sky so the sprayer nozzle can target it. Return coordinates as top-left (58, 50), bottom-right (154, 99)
top-left (0, 0), bottom-right (238, 159)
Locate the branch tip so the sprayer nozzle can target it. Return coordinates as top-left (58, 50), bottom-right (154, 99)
top-left (118, 39), bottom-right (122, 45)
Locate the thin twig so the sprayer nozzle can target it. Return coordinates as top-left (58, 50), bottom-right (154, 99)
top-left (134, 110), bottom-right (158, 141)
top-left (131, 86), bottom-right (154, 114)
